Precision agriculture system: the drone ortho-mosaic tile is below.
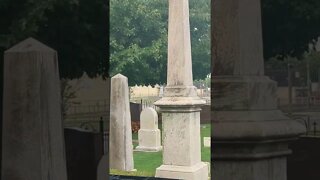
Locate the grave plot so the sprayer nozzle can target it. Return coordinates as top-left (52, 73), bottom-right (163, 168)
top-left (111, 123), bottom-right (211, 177)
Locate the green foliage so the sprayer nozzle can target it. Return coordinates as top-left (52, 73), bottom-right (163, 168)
top-left (266, 49), bottom-right (320, 85)
top-left (110, 0), bottom-right (168, 85)
top-left (110, 0), bottom-right (210, 85)
top-left (0, 0), bottom-right (108, 79)
top-left (0, 0), bottom-right (55, 47)
top-left (262, 0), bottom-right (320, 59)
top-left (37, 0), bottom-right (108, 79)
top-left (194, 74), bottom-right (211, 89)
top-left (190, 0), bottom-right (211, 80)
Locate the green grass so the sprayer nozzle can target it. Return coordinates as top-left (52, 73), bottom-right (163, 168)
top-left (200, 124), bottom-right (211, 162)
top-left (132, 132), bottom-right (138, 140)
top-left (133, 151), bottom-right (163, 175)
top-left (111, 123), bottom-right (211, 177)
top-left (110, 169), bottom-right (154, 177)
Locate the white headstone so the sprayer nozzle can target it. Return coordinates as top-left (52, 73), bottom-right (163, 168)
top-left (136, 108), bottom-right (162, 152)
top-left (109, 74), bottom-right (135, 171)
top-left (203, 137), bottom-right (211, 147)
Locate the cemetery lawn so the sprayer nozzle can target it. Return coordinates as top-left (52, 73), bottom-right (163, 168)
top-left (111, 123), bottom-right (211, 177)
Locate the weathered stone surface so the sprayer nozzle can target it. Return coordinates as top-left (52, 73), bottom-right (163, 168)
top-left (156, 162), bottom-right (208, 180)
top-left (136, 108), bottom-right (162, 152)
top-left (97, 155), bottom-right (108, 180)
top-left (164, 0), bottom-right (197, 98)
top-left (167, 0), bottom-right (193, 87)
top-left (211, 0), bottom-right (305, 179)
top-left (212, 76), bottom-right (278, 110)
top-left (2, 37), bottom-right (67, 180)
top-left (212, 0), bottom-right (264, 76)
top-left (109, 74), bottom-right (134, 171)
top-left (213, 158), bottom-right (287, 180)
top-left (154, 0), bottom-right (208, 179)
top-left (161, 112), bottom-right (201, 166)
top-left (140, 107), bottom-right (159, 130)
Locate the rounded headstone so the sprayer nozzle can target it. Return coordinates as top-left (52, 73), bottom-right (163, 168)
top-left (140, 107), bottom-right (158, 130)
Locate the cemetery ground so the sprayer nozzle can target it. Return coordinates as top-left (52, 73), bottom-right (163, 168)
top-left (110, 123), bottom-right (211, 177)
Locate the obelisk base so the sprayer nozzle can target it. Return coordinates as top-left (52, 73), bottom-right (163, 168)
top-left (154, 96), bottom-right (208, 180)
top-left (213, 157), bottom-right (286, 180)
top-left (212, 75), bottom-right (306, 180)
top-left (135, 146), bottom-right (162, 152)
top-left (155, 162), bottom-right (208, 180)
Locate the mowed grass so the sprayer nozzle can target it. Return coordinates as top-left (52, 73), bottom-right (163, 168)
top-left (110, 123), bottom-right (211, 177)
top-left (110, 169), bottom-right (154, 177)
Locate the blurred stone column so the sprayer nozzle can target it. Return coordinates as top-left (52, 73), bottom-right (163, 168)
top-left (154, 0), bottom-right (208, 179)
top-left (212, 0), bottom-right (305, 179)
top-left (2, 37), bottom-right (67, 180)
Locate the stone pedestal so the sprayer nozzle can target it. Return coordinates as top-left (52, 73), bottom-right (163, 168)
top-left (155, 98), bottom-right (208, 180)
top-left (212, 76), bottom-right (304, 179)
top-left (136, 129), bottom-right (162, 152)
top-left (109, 74), bottom-right (134, 171)
top-left (2, 38), bottom-right (67, 180)
top-left (156, 162), bottom-right (208, 180)
top-left (211, 0), bottom-right (305, 179)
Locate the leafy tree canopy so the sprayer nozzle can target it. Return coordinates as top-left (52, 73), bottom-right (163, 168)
top-left (0, 0), bottom-right (108, 79)
top-left (110, 0), bottom-right (211, 86)
top-left (262, 0), bottom-right (320, 59)
top-left (2, 0), bottom-right (320, 82)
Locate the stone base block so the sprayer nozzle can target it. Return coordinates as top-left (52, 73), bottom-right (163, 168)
top-left (135, 146), bottom-right (162, 152)
top-left (137, 129), bottom-right (162, 152)
top-left (155, 162), bottom-right (208, 180)
top-left (212, 157), bottom-right (286, 180)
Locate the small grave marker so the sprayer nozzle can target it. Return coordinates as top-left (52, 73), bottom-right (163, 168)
top-left (203, 137), bottom-right (211, 147)
top-left (136, 108), bottom-right (162, 152)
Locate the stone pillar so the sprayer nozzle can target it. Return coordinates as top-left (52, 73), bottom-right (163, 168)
top-left (2, 37), bottom-right (67, 180)
top-left (97, 155), bottom-right (108, 180)
top-left (109, 74), bottom-right (134, 171)
top-left (136, 107), bottom-right (162, 152)
top-left (154, 0), bottom-right (208, 179)
top-left (212, 0), bottom-right (305, 179)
